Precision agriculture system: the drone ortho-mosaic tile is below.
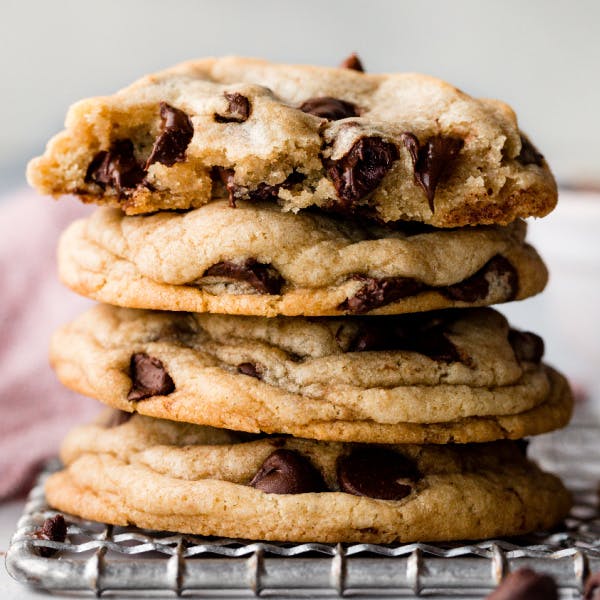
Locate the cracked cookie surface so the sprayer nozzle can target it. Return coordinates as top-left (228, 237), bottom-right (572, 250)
top-left (45, 411), bottom-right (571, 542)
top-left (50, 304), bottom-right (572, 443)
top-left (57, 201), bottom-right (547, 317)
top-left (28, 56), bottom-right (556, 227)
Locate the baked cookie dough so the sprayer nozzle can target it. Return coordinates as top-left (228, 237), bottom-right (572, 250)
top-left (50, 304), bottom-right (572, 443)
top-left (57, 201), bottom-right (548, 317)
top-left (28, 56), bottom-right (556, 227)
top-left (45, 411), bottom-right (571, 543)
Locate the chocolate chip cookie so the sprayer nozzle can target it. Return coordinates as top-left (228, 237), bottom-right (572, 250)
top-left (45, 411), bottom-right (571, 542)
top-left (49, 304), bottom-right (572, 443)
top-left (28, 56), bottom-right (556, 227)
top-left (57, 201), bottom-right (547, 317)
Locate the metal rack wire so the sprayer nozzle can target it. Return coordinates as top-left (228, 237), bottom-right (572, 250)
top-left (6, 424), bottom-right (600, 597)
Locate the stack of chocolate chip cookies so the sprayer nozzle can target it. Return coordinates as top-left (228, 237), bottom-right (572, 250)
top-left (29, 55), bottom-right (573, 543)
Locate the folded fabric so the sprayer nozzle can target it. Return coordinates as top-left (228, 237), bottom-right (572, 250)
top-left (0, 189), bottom-right (99, 500)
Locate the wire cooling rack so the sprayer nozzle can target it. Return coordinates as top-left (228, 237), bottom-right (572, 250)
top-left (5, 424), bottom-right (600, 598)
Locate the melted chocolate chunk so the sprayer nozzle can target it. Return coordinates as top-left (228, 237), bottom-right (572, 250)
top-left (212, 168), bottom-right (305, 208)
top-left (486, 568), bottom-right (558, 600)
top-left (106, 410), bottom-right (133, 428)
top-left (339, 275), bottom-right (424, 314)
top-left (401, 133), bottom-right (464, 211)
top-left (214, 92), bottom-right (251, 123)
top-left (340, 53), bottom-right (364, 72)
top-left (204, 259), bottom-right (284, 294)
top-left (237, 362), bottom-right (262, 379)
top-left (517, 134), bottom-right (544, 166)
top-left (300, 97), bottom-right (359, 120)
top-left (442, 255), bottom-right (519, 303)
top-left (508, 329), bottom-right (544, 363)
top-left (325, 137), bottom-right (399, 208)
top-left (212, 167), bottom-right (237, 207)
top-left (85, 139), bottom-right (145, 193)
top-left (146, 102), bottom-right (194, 168)
top-left (337, 447), bottom-right (420, 500)
top-left (584, 572), bottom-right (600, 600)
top-left (348, 314), bottom-right (462, 363)
top-left (249, 449), bottom-right (326, 494)
top-left (34, 514), bottom-right (67, 557)
top-left (127, 353), bottom-right (175, 401)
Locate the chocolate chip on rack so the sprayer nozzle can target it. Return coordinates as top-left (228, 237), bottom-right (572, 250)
top-left (486, 568), bottom-right (558, 600)
top-left (34, 514), bottom-right (67, 557)
top-left (204, 259), bottom-right (284, 294)
top-left (85, 139), bottom-right (145, 194)
top-left (214, 92), bottom-right (251, 123)
top-left (401, 133), bottom-right (464, 211)
top-left (339, 52), bottom-right (364, 72)
top-left (339, 275), bottom-right (424, 314)
top-left (249, 449), bottom-right (327, 494)
top-left (442, 255), bottom-right (518, 303)
top-left (237, 362), bottom-right (262, 379)
top-left (127, 353), bottom-right (175, 401)
top-left (584, 572), bottom-right (600, 600)
top-left (337, 447), bottom-right (420, 500)
top-left (325, 136), bottom-right (399, 208)
top-left (145, 103), bottom-right (194, 168)
top-left (508, 329), bottom-right (545, 363)
top-left (517, 134), bottom-right (544, 166)
top-left (299, 97), bottom-right (359, 120)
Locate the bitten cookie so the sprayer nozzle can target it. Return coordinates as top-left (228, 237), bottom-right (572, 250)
top-left (50, 304), bottom-right (572, 443)
top-left (57, 201), bottom-right (547, 317)
top-left (28, 56), bottom-right (556, 226)
top-left (45, 411), bottom-right (571, 543)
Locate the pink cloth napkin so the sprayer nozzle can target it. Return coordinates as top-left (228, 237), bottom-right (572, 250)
top-left (0, 189), bottom-right (100, 500)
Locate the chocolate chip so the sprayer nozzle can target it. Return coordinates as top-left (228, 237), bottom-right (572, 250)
top-left (442, 255), bottom-right (518, 303)
top-left (106, 410), bottom-right (133, 428)
top-left (486, 568), bottom-right (558, 600)
top-left (340, 53), bottom-right (364, 72)
top-left (515, 439), bottom-right (530, 457)
top-left (325, 137), bottom-right (399, 208)
top-left (337, 447), bottom-right (420, 500)
top-left (517, 134), bottom-right (544, 166)
top-left (339, 275), bottom-right (424, 314)
top-left (300, 97), bottom-right (359, 120)
top-left (237, 362), bottom-right (262, 379)
top-left (508, 329), bottom-right (545, 363)
top-left (204, 259), bottom-right (284, 294)
top-left (211, 167), bottom-right (238, 207)
top-left (401, 133), bottom-right (464, 211)
top-left (348, 314), bottom-right (462, 363)
top-left (212, 168), bottom-right (305, 208)
top-left (34, 514), bottom-right (67, 557)
top-left (584, 572), bottom-right (600, 600)
top-left (127, 353), bottom-right (175, 401)
top-left (214, 92), bottom-right (251, 123)
top-left (85, 139), bottom-right (145, 193)
top-left (249, 449), bottom-right (326, 494)
top-left (145, 102), bottom-right (194, 168)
